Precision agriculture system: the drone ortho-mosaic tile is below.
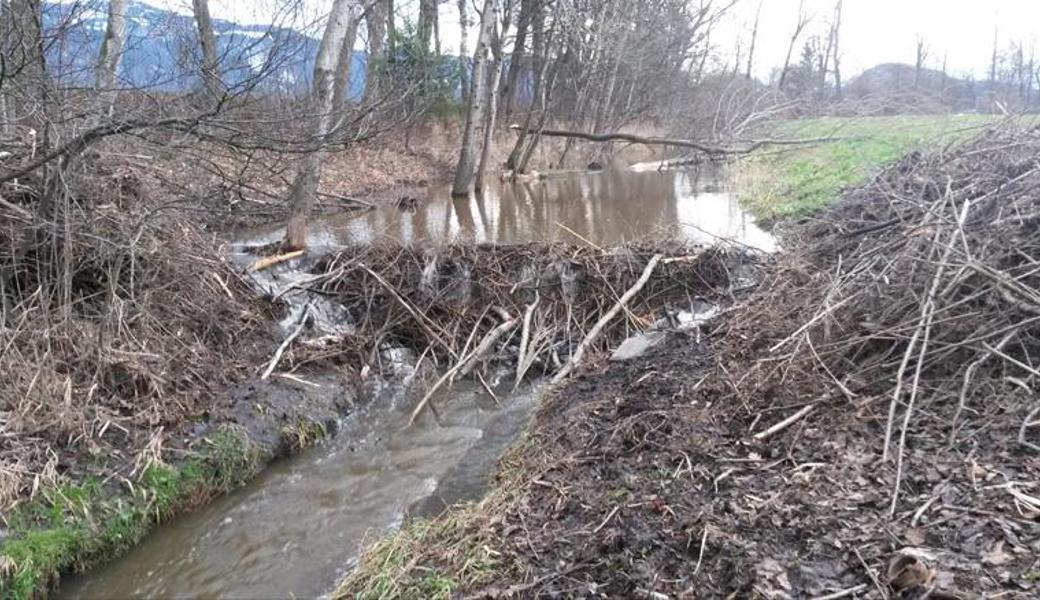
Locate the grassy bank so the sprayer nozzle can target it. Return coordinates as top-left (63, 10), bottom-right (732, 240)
top-left (739, 114), bottom-right (1001, 222)
top-left (0, 428), bottom-right (268, 598)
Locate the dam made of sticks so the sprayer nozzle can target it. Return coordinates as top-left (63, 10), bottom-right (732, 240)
top-left (269, 242), bottom-right (755, 400)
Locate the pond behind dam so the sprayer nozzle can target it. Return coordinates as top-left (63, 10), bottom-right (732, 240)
top-left (59, 166), bottom-right (775, 599)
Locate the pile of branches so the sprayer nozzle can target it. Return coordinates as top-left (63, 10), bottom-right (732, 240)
top-left (293, 242), bottom-right (741, 397)
top-left (720, 121), bottom-right (1040, 512)
top-left (0, 153), bottom-right (271, 512)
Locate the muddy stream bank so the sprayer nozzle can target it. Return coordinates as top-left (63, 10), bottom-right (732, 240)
top-left (59, 166), bottom-right (775, 599)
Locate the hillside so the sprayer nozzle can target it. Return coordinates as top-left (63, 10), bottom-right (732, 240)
top-left (846, 62), bottom-right (978, 112)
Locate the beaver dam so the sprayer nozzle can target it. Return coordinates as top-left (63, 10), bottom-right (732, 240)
top-left (55, 166), bottom-right (775, 598)
top-left (336, 124), bottom-right (1040, 599)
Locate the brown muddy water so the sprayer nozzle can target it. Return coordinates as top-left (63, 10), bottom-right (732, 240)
top-left (59, 167), bottom-right (774, 599)
top-left (254, 165), bottom-right (776, 252)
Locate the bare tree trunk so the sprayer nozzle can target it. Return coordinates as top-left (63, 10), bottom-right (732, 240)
top-left (507, 0), bottom-right (548, 172)
top-left (745, 0), bottom-right (762, 79)
top-left (452, 0), bottom-right (498, 197)
top-left (387, 0), bottom-right (396, 57)
top-left (1, 0), bottom-right (12, 134)
top-left (594, 26), bottom-right (628, 132)
top-left (476, 4), bottom-right (513, 190)
top-left (433, 3), bottom-right (442, 56)
top-left (778, 0), bottom-right (809, 89)
top-left (332, 16), bottom-right (360, 114)
top-left (4, 0), bottom-right (45, 110)
top-left (1017, 43), bottom-right (1026, 102)
top-left (831, 0), bottom-right (843, 100)
top-left (731, 37), bottom-right (742, 76)
top-left (417, 0), bottom-right (437, 54)
top-left (503, 0), bottom-right (535, 116)
top-left (694, 30), bottom-right (710, 84)
top-left (457, 0), bottom-right (470, 104)
top-left (515, 57), bottom-right (558, 173)
top-left (990, 26), bottom-right (999, 85)
top-left (95, 0), bottom-right (127, 116)
top-left (1023, 47), bottom-right (1031, 108)
top-left (192, 0), bottom-right (223, 100)
top-left (819, 30), bottom-right (833, 99)
top-left (914, 37), bottom-right (927, 89)
top-left (285, 0), bottom-right (367, 250)
top-left (363, 0), bottom-right (388, 103)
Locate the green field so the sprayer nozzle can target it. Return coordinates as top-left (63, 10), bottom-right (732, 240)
top-left (738, 114), bottom-right (1004, 223)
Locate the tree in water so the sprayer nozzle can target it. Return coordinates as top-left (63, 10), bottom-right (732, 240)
top-left (284, 0), bottom-right (367, 250)
top-left (451, 0), bottom-right (499, 197)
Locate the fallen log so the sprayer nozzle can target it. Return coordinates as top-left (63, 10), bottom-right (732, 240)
top-left (508, 124), bottom-right (845, 156)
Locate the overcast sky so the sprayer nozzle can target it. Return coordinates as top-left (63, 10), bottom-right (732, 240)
top-left (162, 0), bottom-right (1040, 81)
top-left (728, 0), bottom-right (1040, 80)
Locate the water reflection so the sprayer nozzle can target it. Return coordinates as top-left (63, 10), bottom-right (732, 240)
top-left (301, 167), bottom-right (775, 252)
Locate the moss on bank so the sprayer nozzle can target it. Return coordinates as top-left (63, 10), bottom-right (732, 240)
top-left (0, 428), bottom-right (267, 599)
top-left (739, 114), bottom-right (1000, 222)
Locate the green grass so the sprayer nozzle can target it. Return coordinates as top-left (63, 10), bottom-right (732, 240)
top-left (0, 428), bottom-right (267, 599)
top-left (281, 419), bottom-right (328, 452)
top-left (739, 114), bottom-right (1002, 223)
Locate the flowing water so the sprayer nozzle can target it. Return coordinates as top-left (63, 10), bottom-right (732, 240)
top-left (59, 166), bottom-right (774, 599)
top-left (61, 375), bottom-right (540, 599)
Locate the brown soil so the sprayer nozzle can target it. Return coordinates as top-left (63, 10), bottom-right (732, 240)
top-left (450, 319), bottom-right (1038, 598)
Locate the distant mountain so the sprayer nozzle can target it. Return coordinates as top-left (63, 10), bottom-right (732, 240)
top-left (42, 0), bottom-right (367, 98)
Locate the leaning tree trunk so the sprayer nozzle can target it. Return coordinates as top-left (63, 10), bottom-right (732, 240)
top-left (284, 0), bottom-right (366, 250)
top-left (95, 0), bottom-right (128, 116)
top-left (363, 0), bottom-right (389, 103)
top-left (192, 0), bottom-right (223, 100)
top-left (451, 0), bottom-right (498, 197)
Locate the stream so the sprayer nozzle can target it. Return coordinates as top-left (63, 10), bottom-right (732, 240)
top-left (59, 166), bottom-right (775, 599)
